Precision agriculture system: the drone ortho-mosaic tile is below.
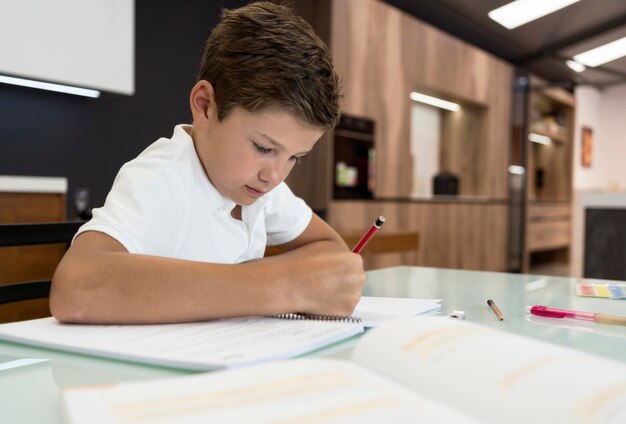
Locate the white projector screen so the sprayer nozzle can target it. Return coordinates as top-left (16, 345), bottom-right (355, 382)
top-left (0, 0), bottom-right (134, 95)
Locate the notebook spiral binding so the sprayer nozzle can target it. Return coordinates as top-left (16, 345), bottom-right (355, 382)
top-left (270, 312), bottom-right (362, 323)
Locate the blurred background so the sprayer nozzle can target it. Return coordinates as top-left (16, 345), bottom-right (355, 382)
top-left (1, 0), bottom-right (626, 282)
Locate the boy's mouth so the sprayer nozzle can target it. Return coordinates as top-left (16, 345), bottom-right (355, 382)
top-left (244, 185), bottom-right (267, 198)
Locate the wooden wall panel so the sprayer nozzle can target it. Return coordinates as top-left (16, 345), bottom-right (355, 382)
top-left (324, 0), bottom-right (511, 272)
top-left (484, 58), bottom-right (513, 197)
top-left (330, 0), bottom-right (512, 199)
top-left (329, 200), bottom-right (508, 271)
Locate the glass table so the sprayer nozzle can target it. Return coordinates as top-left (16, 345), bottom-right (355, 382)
top-left (1, 266), bottom-right (625, 423)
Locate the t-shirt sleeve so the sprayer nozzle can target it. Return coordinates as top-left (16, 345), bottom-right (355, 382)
top-left (74, 162), bottom-right (185, 255)
top-left (264, 182), bottom-right (312, 246)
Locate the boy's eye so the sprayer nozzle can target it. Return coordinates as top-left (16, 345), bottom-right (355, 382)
top-left (252, 142), bottom-right (273, 155)
top-left (290, 155), bottom-right (303, 164)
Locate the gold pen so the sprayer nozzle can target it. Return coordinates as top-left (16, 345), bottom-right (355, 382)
top-left (487, 299), bottom-right (504, 321)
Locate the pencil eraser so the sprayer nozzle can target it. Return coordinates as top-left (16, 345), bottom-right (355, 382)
top-left (449, 310), bottom-right (465, 320)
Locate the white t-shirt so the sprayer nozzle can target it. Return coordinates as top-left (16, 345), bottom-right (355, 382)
top-left (75, 124), bottom-right (312, 263)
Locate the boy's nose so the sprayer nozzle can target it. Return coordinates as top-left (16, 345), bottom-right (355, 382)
top-left (259, 161), bottom-right (287, 185)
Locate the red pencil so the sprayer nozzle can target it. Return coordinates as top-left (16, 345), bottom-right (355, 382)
top-left (352, 216), bottom-right (385, 253)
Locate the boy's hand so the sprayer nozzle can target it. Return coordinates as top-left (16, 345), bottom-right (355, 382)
top-left (286, 251), bottom-right (366, 317)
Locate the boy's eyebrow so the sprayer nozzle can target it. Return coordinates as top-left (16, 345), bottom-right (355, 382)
top-left (255, 131), bottom-right (312, 155)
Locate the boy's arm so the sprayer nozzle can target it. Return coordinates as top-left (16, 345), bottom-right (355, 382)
top-left (50, 219), bottom-right (364, 324)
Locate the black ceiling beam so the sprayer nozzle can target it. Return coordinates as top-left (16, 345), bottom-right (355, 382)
top-left (538, 55), bottom-right (626, 87)
top-left (555, 55), bottom-right (626, 81)
top-left (513, 12), bottom-right (626, 66)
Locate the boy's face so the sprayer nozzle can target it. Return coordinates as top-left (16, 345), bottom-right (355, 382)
top-left (193, 100), bottom-right (323, 206)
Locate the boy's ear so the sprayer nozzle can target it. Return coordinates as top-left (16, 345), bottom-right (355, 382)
top-left (189, 80), bottom-right (217, 126)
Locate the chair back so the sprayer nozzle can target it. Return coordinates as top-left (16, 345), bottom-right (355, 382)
top-left (0, 221), bottom-right (83, 321)
top-left (265, 231), bottom-right (419, 270)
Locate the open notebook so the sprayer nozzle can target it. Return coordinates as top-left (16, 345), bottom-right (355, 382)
top-left (60, 317), bottom-right (626, 424)
top-left (0, 296), bottom-right (440, 370)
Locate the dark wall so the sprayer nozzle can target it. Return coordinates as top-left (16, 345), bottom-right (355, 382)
top-left (0, 0), bottom-right (250, 217)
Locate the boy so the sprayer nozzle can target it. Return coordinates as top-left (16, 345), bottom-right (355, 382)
top-left (50, 2), bottom-right (365, 324)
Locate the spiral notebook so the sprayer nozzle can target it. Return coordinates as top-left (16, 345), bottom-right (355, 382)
top-left (273, 296), bottom-right (442, 328)
top-left (0, 297), bottom-right (440, 370)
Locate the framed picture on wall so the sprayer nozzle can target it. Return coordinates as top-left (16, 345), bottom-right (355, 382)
top-left (582, 126), bottom-right (593, 167)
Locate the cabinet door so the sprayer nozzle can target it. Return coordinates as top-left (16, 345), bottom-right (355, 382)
top-left (523, 80), bottom-right (574, 274)
top-left (527, 220), bottom-right (570, 251)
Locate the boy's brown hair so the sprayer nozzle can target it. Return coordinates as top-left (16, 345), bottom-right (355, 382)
top-left (197, 1), bottom-right (341, 129)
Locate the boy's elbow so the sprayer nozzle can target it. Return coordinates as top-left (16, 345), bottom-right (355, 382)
top-left (49, 262), bottom-right (89, 323)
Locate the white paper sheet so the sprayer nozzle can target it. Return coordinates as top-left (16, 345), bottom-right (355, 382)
top-left (0, 317), bottom-right (363, 370)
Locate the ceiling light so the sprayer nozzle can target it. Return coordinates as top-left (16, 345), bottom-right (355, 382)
top-left (488, 0), bottom-right (581, 30)
top-left (573, 36), bottom-right (626, 67)
top-left (566, 60), bottom-right (586, 73)
top-left (409, 91), bottom-right (460, 112)
top-left (528, 133), bottom-right (551, 145)
top-left (0, 75), bottom-right (100, 98)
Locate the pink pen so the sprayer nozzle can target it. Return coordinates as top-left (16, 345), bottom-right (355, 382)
top-left (529, 305), bottom-right (626, 326)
